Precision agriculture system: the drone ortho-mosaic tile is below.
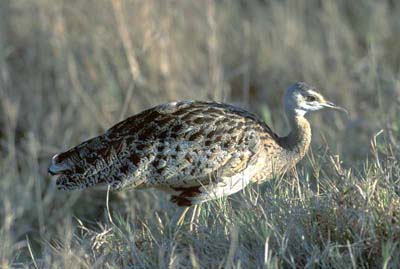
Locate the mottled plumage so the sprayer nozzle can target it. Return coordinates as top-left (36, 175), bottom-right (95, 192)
top-left (49, 82), bottom-right (346, 206)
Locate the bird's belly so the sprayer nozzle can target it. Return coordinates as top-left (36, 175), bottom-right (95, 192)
top-left (206, 171), bottom-right (253, 198)
top-left (250, 153), bottom-right (294, 184)
top-left (154, 170), bottom-right (253, 204)
top-left (186, 161), bottom-right (260, 204)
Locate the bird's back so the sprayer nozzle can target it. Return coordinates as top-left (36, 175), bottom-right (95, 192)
top-left (50, 100), bottom-right (280, 191)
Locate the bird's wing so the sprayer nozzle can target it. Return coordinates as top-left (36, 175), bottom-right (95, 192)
top-left (52, 101), bottom-right (277, 190)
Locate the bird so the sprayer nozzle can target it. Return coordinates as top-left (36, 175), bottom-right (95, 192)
top-left (49, 82), bottom-right (346, 209)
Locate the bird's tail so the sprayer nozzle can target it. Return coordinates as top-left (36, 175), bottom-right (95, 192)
top-left (48, 135), bottom-right (139, 191)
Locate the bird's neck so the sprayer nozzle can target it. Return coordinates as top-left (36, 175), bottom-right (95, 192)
top-left (281, 111), bottom-right (312, 162)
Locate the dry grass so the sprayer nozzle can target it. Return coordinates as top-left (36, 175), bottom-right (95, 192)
top-left (1, 0), bottom-right (400, 268)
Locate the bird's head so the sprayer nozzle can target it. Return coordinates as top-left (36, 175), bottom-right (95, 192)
top-left (284, 82), bottom-right (347, 117)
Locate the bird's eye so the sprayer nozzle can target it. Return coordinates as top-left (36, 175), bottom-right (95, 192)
top-left (306, 95), bottom-right (317, 102)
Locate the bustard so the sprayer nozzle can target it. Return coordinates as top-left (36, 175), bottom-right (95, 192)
top-left (49, 82), bottom-right (346, 209)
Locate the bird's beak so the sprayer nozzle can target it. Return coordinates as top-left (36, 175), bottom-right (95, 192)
top-left (323, 101), bottom-right (348, 114)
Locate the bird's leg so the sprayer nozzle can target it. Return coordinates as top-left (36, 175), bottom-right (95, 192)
top-left (189, 204), bottom-right (200, 232)
top-left (170, 206), bottom-right (190, 232)
top-left (176, 206), bottom-right (190, 227)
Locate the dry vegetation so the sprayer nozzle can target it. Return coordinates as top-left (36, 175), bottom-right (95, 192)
top-left (1, 0), bottom-right (400, 268)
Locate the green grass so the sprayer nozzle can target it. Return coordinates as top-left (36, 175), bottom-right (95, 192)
top-left (1, 0), bottom-right (400, 268)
